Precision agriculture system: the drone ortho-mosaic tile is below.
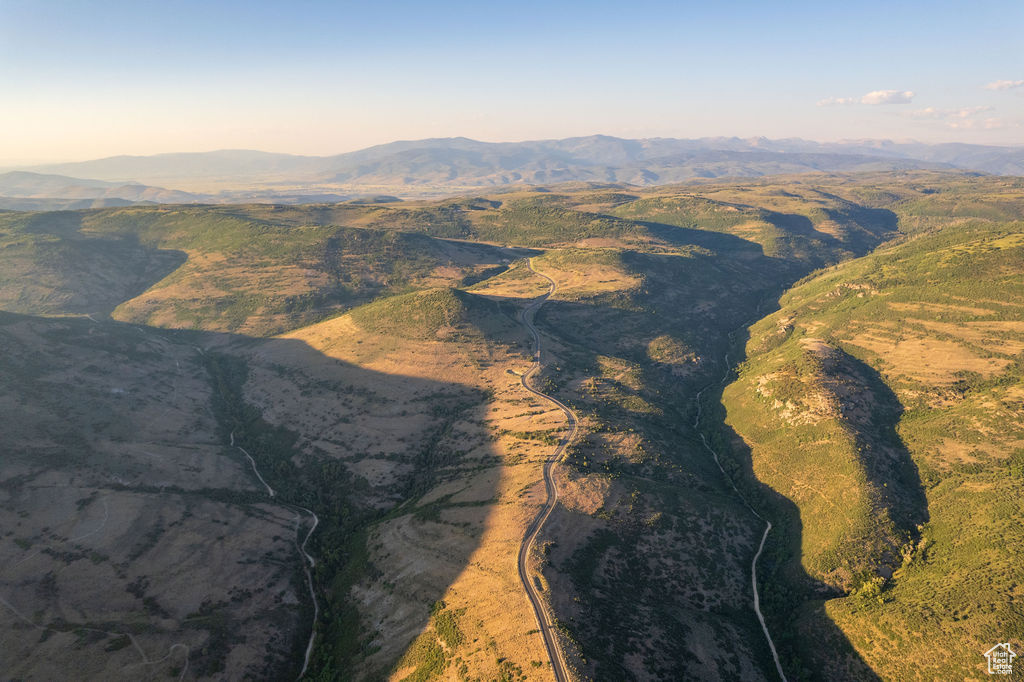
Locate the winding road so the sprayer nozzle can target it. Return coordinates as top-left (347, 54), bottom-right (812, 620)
top-left (511, 268), bottom-right (784, 681)
top-left (515, 258), bottom-right (577, 682)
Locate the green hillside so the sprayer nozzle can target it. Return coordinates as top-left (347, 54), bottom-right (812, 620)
top-left (720, 215), bottom-right (1024, 679)
top-left (348, 287), bottom-right (515, 341)
top-left (0, 206), bottom-right (514, 334)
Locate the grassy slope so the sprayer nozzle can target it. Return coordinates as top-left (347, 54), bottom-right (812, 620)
top-left (348, 287), bottom-right (514, 341)
top-left (0, 211), bottom-right (185, 316)
top-left (0, 206), bottom-right (513, 335)
top-left (6, 171), bottom-right (1018, 681)
top-left (722, 203), bottom-right (1024, 679)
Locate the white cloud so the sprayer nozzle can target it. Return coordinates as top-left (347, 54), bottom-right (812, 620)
top-left (903, 105), bottom-right (1015, 131)
top-left (948, 117), bottom-right (1019, 130)
top-left (818, 89), bottom-right (915, 107)
top-left (907, 105), bottom-right (993, 120)
top-left (816, 96), bottom-right (857, 107)
top-left (860, 89), bottom-right (915, 105)
top-left (984, 79), bottom-right (1024, 91)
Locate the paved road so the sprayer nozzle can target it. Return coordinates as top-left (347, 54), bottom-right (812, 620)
top-left (515, 259), bottom-right (577, 682)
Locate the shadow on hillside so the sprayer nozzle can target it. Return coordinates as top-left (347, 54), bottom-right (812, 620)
top-left (759, 204), bottom-right (900, 257)
top-left (8, 210), bottom-right (188, 317)
top-left (809, 191), bottom-right (901, 235)
top-left (824, 347), bottom-right (930, 535)
top-left (519, 294), bottom-right (791, 678)
top-left (19, 210), bottom-right (88, 236)
top-left (0, 311), bottom-right (503, 680)
top-left (700, 324), bottom-right (889, 681)
top-left (605, 203), bottom-right (899, 265)
top-left (634, 219), bottom-right (772, 257)
top-left (527, 282), bottom-right (887, 679)
top-left (192, 327), bottom-right (507, 679)
top-left (761, 211), bottom-right (829, 239)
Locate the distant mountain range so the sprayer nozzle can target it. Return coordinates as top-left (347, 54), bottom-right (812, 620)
top-left (2, 135), bottom-right (1023, 207)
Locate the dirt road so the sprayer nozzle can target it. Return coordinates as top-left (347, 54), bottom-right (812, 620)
top-left (693, 348), bottom-right (787, 682)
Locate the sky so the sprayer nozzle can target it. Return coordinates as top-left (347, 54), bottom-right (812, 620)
top-left (1, 0), bottom-right (1023, 163)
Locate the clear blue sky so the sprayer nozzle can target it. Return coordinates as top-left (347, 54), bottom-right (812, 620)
top-left (2, 0), bottom-right (1022, 161)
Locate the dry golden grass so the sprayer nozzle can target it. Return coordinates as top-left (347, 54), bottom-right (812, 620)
top-left (887, 301), bottom-right (998, 317)
top-left (532, 251), bottom-right (641, 300)
top-left (467, 260), bottom-right (552, 301)
top-left (847, 327), bottom-right (1011, 383)
top-left (238, 270), bottom-right (580, 679)
top-left (907, 318), bottom-right (1024, 356)
top-left (115, 252), bottom-right (332, 334)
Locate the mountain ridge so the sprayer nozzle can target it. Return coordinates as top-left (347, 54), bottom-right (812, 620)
top-left (6, 136), bottom-right (1021, 198)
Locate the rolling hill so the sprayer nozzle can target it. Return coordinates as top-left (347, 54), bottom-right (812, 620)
top-left (0, 170), bottom-right (1021, 680)
top-left (0, 171), bottom-right (206, 209)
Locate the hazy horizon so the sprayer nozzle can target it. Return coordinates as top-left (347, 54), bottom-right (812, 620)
top-left (3, 0), bottom-right (1023, 165)
top-left (4, 131), bottom-right (1024, 169)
